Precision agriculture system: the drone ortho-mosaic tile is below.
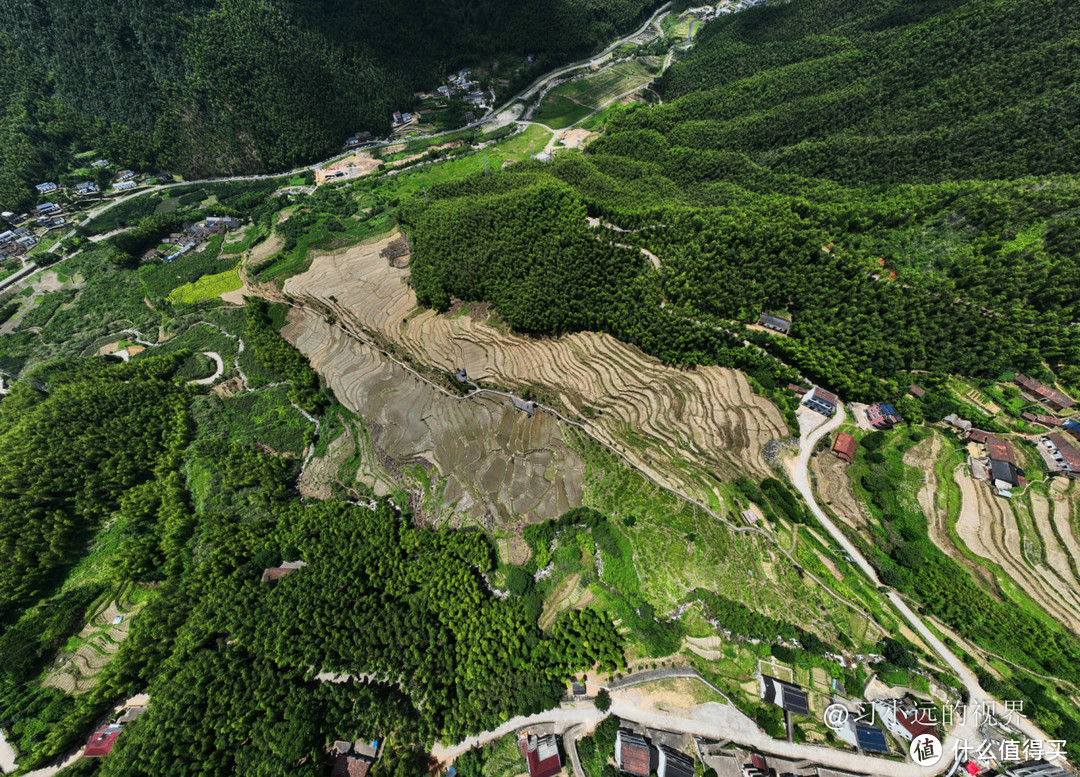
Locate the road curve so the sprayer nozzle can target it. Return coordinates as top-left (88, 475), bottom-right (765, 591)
top-left (790, 403), bottom-right (1058, 773)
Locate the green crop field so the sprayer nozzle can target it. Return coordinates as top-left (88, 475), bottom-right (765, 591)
top-left (167, 266), bottom-right (242, 303)
top-left (533, 61), bottom-right (654, 129)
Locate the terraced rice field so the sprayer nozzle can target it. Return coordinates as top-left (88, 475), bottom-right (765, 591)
top-left (42, 600), bottom-right (137, 694)
top-left (811, 448), bottom-right (871, 530)
top-left (282, 232), bottom-right (787, 504)
top-left (282, 311), bottom-right (584, 527)
top-left (953, 470), bottom-right (1080, 632)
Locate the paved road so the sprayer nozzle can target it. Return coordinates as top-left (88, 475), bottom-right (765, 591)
top-left (430, 704), bottom-right (606, 762)
top-left (789, 403), bottom-right (1059, 772)
top-left (564, 724), bottom-right (586, 777)
top-left (188, 351), bottom-right (224, 385)
top-left (430, 693), bottom-right (940, 777)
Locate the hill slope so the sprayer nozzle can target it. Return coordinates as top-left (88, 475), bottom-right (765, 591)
top-left (402, 0), bottom-right (1080, 402)
top-left (0, 0), bottom-right (659, 207)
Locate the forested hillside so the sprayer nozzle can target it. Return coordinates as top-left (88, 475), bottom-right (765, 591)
top-left (404, 0), bottom-right (1080, 402)
top-left (656, 0), bottom-right (1080, 184)
top-left (0, 318), bottom-right (625, 773)
top-left (0, 0), bottom-right (658, 208)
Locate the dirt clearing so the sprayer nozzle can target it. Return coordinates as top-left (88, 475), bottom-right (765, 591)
top-left (557, 129), bottom-right (596, 149)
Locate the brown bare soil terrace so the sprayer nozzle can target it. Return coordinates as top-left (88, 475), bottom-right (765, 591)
top-left (282, 231), bottom-right (787, 502)
top-left (282, 311), bottom-right (584, 527)
top-left (953, 469), bottom-right (1080, 633)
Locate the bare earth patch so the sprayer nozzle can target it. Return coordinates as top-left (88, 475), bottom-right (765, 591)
top-left (557, 129), bottom-right (596, 149)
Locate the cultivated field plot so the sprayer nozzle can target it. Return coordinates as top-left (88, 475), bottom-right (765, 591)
top-left (533, 60), bottom-right (655, 129)
top-left (167, 266), bottom-right (242, 304)
top-left (42, 599), bottom-right (140, 695)
top-left (953, 470), bottom-right (1080, 633)
top-left (282, 310), bottom-right (585, 527)
top-left (282, 232), bottom-right (788, 503)
top-left (571, 427), bottom-right (869, 638)
top-left (811, 447), bottom-right (871, 530)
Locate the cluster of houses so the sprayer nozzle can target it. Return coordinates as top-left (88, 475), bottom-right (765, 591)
top-left (795, 382), bottom-right (901, 430)
top-left (402, 67), bottom-right (492, 130)
top-left (2, 165), bottom-right (146, 260)
top-left (615, 725), bottom-right (696, 777)
top-left (28, 162), bottom-right (141, 210)
top-left (142, 216), bottom-right (241, 263)
top-left (941, 372), bottom-right (1080, 489)
top-left (344, 130), bottom-right (376, 149)
top-left (944, 417), bottom-right (1026, 496)
top-left (718, 0), bottom-right (768, 15)
top-left (0, 225), bottom-right (38, 259)
top-left (0, 203), bottom-right (66, 260)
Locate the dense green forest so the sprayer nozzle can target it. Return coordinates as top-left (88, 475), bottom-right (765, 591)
top-left (0, 347), bottom-right (625, 773)
top-left (403, 0), bottom-right (1080, 402)
top-left (0, 0), bottom-right (660, 208)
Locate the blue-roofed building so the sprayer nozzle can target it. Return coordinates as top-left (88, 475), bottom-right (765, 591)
top-left (36, 182), bottom-right (58, 194)
top-left (866, 402), bottom-right (902, 430)
top-left (1063, 418), bottom-right (1080, 443)
top-left (802, 386), bottom-right (838, 416)
top-left (854, 724), bottom-right (890, 754)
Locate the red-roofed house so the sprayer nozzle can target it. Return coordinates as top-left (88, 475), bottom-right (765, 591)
top-left (985, 436), bottom-right (1016, 465)
top-left (966, 429), bottom-right (991, 444)
top-left (832, 433), bottom-right (857, 463)
top-left (523, 734), bottom-right (561, 777)
top-left (330, 755), bottom-right (371, 777)
top-left (1043, 434), bottom-right (1080, 479)
top-left (260, 560), bottom-right (308, 583)
top-left (1015, 374), bottom-right (1074, 411)
top-left (897, 709), bottom-right (937, 740)
top-left (616, 730), bottom-right (652, 776)
top-left (84, 725), bottom-right (123, 757)
top-left (865, 402), bottom-right (902, 430)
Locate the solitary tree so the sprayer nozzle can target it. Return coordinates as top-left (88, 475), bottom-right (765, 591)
top-left (595, 688), bottom-right (611, 712)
